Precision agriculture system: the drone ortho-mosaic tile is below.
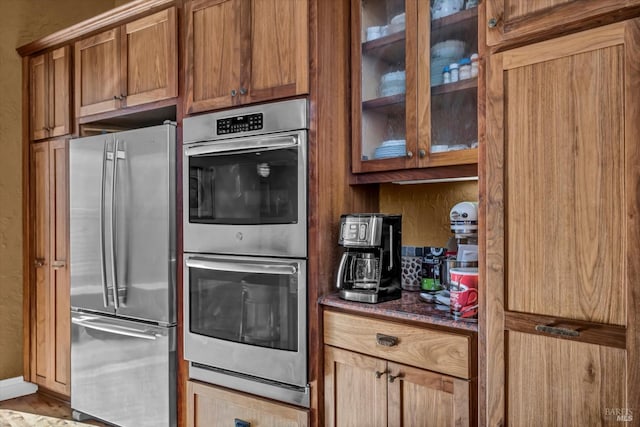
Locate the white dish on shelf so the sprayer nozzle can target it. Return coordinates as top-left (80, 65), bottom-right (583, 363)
top-left (431, 145), bottom-right (449, 153)
top-left (448, 144), bottom-right (469, 151)
top-left (431, 0), bottom-right (464, 20)
top-left (431, 40), bottom-right (466, 60)
top-left (390, 12), bottom-right (405, 25)
top-left (381, 139), bottom-right (406, 147)
top-left (381, 70), bottom-right (406, 83)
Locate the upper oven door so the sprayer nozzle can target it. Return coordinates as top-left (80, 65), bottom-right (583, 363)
top-left (183, 254), bottom-right (307, 387)
top-left (183, 130), bottom-right (307, 257)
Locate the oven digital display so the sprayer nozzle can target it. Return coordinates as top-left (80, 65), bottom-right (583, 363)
top-left (217, 113), bottom-right (263, 135)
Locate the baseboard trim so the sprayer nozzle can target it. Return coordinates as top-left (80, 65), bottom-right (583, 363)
top-left (0, 376), bottom-right (38, 401)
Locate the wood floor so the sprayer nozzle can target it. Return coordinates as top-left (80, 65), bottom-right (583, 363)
top-left (0, 392), bottom-right (108, 426)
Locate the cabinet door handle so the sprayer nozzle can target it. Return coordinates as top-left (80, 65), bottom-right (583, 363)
top-left (535, 324), bottom-right (580, 337)
top-left (406, 151), bottom-right (414, 159)
top-left (234, 419), bottom-right (250, 427)
top-left (388, 372), bottom-right (404, 383)
top-left (419, 149), bottom-right (426, 158)
top-left (376, 333), bottom-right (399, 347)
top-left (231, 89), bottom-right (238, 97)
top-left (239, 87), bottom-right (248, 95)
top-left (375, 370), bottom-right (388, 379)
top-left (488, 17), bottom-right (498, 28)
top-left (34, 258), bottom-right (45, 268)
top-left (51, 260), bottom-right (66, 269)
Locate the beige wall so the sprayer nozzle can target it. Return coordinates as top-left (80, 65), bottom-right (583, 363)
top-left (379, 181), bottom-right (479, 247)
top-left (0, 0), bottom-right (116, 380)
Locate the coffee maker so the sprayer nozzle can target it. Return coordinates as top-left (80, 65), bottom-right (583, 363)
top-left (336, 213), bottom-right (402, 303)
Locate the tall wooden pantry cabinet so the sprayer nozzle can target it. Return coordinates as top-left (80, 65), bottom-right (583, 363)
top-left (483, 18), bottom-right (640, 426)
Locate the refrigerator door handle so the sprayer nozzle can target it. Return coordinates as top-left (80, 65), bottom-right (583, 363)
top-left (185, 257), bottom-right (298, 275)
top-left (100, 141), bottom-right (109, 307)
top-left (110, 139), bottom-right (120, 310)
top-left (71, 316), bottom-right (158, 340)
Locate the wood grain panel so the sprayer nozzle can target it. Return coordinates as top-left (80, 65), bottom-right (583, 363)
top-left (324, 311), bottom-right (470, 379)
top-left (324, 346), bottom-right (387, 427)
top-left (50, 47), bottom-right (71, 138)
top-left (624, 17), bottom-right (640, 423)
top-left (49, 140), bottom-right (69, 395)
top-left (185, 0), bottom-right (241, 113)
top-left (483, 50), bottom-right (506, 427)
top-left (125, 7), bottom-right (177, 107)
top-left (486, 0), bottom-right (640, 48)
top-left (30, 54), bottom-right (48, 141)
top-left (505, 44), bottom-right (625, 325)
top-left (387, 362), bottom-right (470, 427)
top-left (30, 143), bottom-right (49, 382)
top-left (504, 0), bottom-right (572, 20)
top-left (246, 0), bottom-right (308, 103)
top-left (508, 331), bottom-right (627, 426)
top-left (75, 29), bottom-right (120, 116)
top-left (187, 380), bottom-right (308, 427)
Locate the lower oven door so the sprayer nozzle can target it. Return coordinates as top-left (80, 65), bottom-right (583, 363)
top-left (184, 254), bottom-right (307, 393)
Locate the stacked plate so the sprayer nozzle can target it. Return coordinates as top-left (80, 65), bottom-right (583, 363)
top-left (379, 70), bottom-right (406, 97)
top-left (373, 139), bottom-right (406, 159)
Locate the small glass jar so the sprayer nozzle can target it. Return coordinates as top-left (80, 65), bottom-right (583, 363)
top-left (449, 63), bottom-right (459, 82)
top-left (459, 58), bottom-right (472, 80)
top-left (470, 53), bottom-right (479, 77)
top-left (443, 65), bottom-right (451, 84)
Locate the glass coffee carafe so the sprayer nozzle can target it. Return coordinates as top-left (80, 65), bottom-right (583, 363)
top-left (351, 252), bottom-right (380, 289)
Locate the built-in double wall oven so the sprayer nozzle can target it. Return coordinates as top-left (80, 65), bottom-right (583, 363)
top-left (182, 99), bottom-right (309, 407)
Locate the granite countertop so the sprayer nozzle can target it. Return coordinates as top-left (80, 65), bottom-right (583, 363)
top-left (320, 291), bottom-right (478, 332)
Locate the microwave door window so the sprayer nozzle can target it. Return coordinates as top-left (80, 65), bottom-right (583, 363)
top-left (189, 267), bottom-right (298, 351)
top-left (188, 148), bottom-right (298, 225)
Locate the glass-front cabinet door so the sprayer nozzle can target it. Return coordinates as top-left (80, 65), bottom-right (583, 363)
top-left (352, 0), bottom-right (417, 173)
top-left (419, 0), bottom-right (478, 167)
top-left (352, 0), bottom-right (479, 174)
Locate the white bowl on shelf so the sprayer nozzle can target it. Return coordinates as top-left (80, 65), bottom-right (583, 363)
top-left (431, 40), bottom-right (466, 60)
top-left (431, 0), bottom-right (464, 19)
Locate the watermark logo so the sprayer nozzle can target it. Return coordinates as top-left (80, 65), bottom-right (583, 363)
top-left (604, 408), bottom-right (633, 423)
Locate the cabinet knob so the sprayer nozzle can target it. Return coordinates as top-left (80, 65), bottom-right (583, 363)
top-left (119, 94), bottom-right (126, 100)
top-left (239, 87), bottom-right (248, 95)
top-left (113, 95), bottom-right (119, 100)
top-left (388, 372), bottom-right (404, 383)
top-left (231, 89), bottom-right (238, 97)
top-left (34, 258), bottom-right (45, 268)
top-left (406, 151), bottom-right (414, 159)
top-left (488, 18), bottom-right (498, 28)
top-left (419, 149), bottom-right (426, 158)
top-left (375, 370), bottom-right (388, 379)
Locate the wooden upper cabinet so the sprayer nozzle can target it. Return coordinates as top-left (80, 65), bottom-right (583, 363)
top-left (485, 0), bottom-right (640, 47)
top-left (185, 0), bottom-right (309, 114)
top-left (124, 7), bottom-right (177, 107)
top-left (30, 46), bottom-right (71, 141)
top-left (75, 7), bottom-right (177, 118)
top-left (75, 29), bottom-right (121, 117)
top-left (244, 0), bottom-right (308, 104)
top-left (186, 0), bottom-right (243, 112)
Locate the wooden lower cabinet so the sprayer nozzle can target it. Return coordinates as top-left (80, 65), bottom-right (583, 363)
top-left (187, 381), bottom-right (309, 427)
top-left (324, 346), bottom-right (470, 427)
top-left (30, 139), bottom-right (70, 396)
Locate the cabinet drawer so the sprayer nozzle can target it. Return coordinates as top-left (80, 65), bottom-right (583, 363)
top-left (324, 311), bottom-right (470, 379)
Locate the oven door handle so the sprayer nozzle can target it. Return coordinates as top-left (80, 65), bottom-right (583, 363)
top-left (185, 258), bottom-right (298, 275)
top-left (184, 135), bottom-right (298, 157)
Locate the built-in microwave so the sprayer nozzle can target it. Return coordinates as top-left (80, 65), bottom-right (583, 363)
top-left (182, 99), bottom-right (308, 258)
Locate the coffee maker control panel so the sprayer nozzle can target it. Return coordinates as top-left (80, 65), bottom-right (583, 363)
top-left (339, 214), bottom-right (383, 247)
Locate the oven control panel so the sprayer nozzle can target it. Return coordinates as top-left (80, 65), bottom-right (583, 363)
top-left (217, 113), bottom-right (264, 135)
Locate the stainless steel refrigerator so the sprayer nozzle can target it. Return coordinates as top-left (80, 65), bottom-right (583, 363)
top-left (69, 124), bottom-right (176, 427)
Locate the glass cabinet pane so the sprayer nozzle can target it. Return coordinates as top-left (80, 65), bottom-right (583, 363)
top-left (429, 0), bottom-right (478, 154)
top-left (359, 0), bottom-right (407, 161)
